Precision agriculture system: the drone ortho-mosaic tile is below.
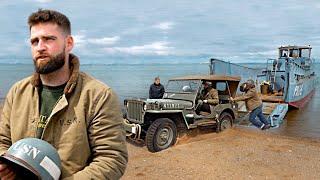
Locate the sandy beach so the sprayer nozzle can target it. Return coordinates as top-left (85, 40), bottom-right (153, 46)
top-left (1, 104), bottom-right (320, 179)
top-left (122, 128), bottom-right (320, 179)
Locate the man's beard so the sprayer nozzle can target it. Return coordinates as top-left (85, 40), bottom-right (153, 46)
top-left (34, 51), bottom-right (65, 74)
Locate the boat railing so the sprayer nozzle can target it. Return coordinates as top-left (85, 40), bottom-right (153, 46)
top-left (266, 58), bottom-right (277, 68)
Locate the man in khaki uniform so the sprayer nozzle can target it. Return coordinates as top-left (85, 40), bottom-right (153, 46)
top-left (0, 9), bottom-right (128, 179)
top-left (230, 80), bottom-right (271, 130)
top-left (196, 81), bottom-right (219, 114)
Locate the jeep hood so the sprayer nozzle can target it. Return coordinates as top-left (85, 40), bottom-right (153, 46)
top-left (146, 99), bottom-right (193, 108)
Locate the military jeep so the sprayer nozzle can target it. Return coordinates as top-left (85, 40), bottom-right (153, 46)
top-left (123, 75), bottom-right (241, 152)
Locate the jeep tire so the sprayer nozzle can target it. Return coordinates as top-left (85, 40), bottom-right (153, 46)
top-left (146, 118), bottom-right (177, 152)
top-left (218, 112), bottom-right (233, 132)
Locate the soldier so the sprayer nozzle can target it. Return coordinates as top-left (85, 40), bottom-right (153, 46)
top-left (230, 80), bottom-right (271, 130)
top-left (196, 81), bottom-right (219, 114)
top-left (0, 9), bottom-right (128, 179)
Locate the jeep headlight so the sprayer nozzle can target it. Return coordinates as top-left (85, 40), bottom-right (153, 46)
top-left (145, 102), bottom-right (161, 110)
top-left (124, 100), bottom-right (128, 108)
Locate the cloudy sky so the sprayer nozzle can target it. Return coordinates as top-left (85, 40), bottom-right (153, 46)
top-left (0, 0), bottom-right (320, 63)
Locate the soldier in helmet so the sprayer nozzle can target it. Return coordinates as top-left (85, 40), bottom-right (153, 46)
top-left (230, 80), bottom-right (271, 130)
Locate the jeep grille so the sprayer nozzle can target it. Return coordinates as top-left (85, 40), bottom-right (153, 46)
top-left (127, 100), bottom-right (144, 124)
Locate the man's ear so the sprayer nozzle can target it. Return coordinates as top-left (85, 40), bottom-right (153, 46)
top-left (65, 35), bottom-right (74, 53)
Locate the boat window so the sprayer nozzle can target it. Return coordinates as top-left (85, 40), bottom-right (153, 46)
top-left (280, 49), bottom-right (288, 57)
top-left (289, 49), bottom-right (299, 58)
top-left (300, 49), bottom-right (309, 58)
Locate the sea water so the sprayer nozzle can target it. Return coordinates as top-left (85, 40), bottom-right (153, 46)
top-left (0, 61), bottom-right (319, 139)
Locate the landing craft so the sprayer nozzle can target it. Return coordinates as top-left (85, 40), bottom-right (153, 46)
top-left (210, 45), bottom-right (317, 109)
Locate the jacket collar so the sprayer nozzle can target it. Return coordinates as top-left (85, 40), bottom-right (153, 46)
top-left (31, 53), bottom-right (80, 96)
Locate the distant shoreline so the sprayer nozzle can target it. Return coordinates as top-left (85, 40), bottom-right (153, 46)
top-left (1, 62), bottom-right (319, 65)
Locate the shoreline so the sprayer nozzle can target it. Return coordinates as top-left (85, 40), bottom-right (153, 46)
top-left (236, 124), bottom-right (320, 144)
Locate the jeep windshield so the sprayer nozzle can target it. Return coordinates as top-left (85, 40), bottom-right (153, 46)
top-left (163, 80), bottom-right (200, 101)
top-left (165, 80), bottom-right (200, 93)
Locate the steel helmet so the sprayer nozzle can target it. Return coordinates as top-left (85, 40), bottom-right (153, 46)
top-left (182, 85), bottom-right (191, 92)
top-left (0, 138), bottom-right (61, 180)
top-left (247, 79), bottom-right (255, 85)
top-left (239, 82), bottom-right (248, 92)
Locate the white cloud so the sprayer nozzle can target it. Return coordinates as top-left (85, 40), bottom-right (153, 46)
top-left (104, 41), bottom-right (173, 55)
top-left (73, 34), bottom-right (86, 46)
top-left (33, 0), bottom-right (53, 3)
top-left (3, 43), bottom-right (25, 54)
top-left (87, 36), bottom-right (120, 45)
top-left (152, 22), bottom-right (174, 30)
top-left (73, 34), bottom-right (119, 46)
top-left (243, 50), bottom-right (276, 56)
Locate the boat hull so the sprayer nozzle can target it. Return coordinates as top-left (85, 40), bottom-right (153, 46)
top-left (285, 62), bottom-right (317, 108)
top-left (288, 89), bottom-right (315, 108)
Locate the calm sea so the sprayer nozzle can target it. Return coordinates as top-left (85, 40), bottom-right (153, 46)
top-left (0, 63), bottom-right (210, 101)
top-left (0, 62), bottom-right (319, 139)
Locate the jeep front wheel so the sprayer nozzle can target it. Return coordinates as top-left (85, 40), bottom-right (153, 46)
top-left (146, 118), bottom-right (177, 153)
top-left (219, 112), bottom-right (233, 132)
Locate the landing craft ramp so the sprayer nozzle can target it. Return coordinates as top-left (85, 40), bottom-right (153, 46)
top-left (209, 58), bottom-right (288, 128)
top-left (237, 101), bottom-right (288, 128)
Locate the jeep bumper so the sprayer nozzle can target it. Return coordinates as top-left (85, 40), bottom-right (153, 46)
top-left (123, 119), bottom-right (142, 139)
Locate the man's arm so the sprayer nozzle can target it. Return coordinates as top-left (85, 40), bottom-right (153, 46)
top-left (0, 86), bottom-right (14, 155)
top-left (160, 85), bottom-right (165, 98)
top-left (149, 85), bottom-right (153, 99)
top-left (65, 89), bottom-right (128, 180)
top-left (233, 89), bottom-right (255, 101)
top-left (207, 89), bottom-right (219, 105)
top-left (0, 87), bottom-right (16, 180)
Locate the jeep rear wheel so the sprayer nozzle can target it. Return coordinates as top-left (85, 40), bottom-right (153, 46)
top-left (146, 118), bottom-right (177, 153)
top-left (219, 112), bottom-right (233, 132)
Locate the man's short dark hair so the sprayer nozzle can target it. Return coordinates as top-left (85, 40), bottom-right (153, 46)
top-left (155, 77), bottom-right (160, 81)
top-left (28, 9), bottom-right (71, 35)
top-left (202, 81), bottom-right (210, 85)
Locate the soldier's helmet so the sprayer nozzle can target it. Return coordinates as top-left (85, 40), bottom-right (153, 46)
top-left (246, 79), bottom-right (256, 89)
top-left (246, 79), bottom-right (255, 85)
top-left (239, 82), bottom-right (248, 92)
top-left (182, 85), bottom-right (192, 92)
top-left (0, 138), bottom-right (61, 180)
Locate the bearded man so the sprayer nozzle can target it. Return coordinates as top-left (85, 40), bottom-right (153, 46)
top-left (0, 9), bottom-right (128, 179)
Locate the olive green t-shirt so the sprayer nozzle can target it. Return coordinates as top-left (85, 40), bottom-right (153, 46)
top-left (36, 84), bottom-right (65, 138)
